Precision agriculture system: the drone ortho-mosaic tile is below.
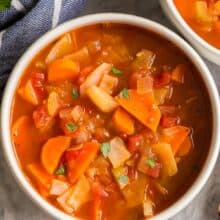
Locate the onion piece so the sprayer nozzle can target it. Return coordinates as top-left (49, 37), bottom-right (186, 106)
top-left (45, 33), bottom-right (76, 64)
top-left (59, 108), bottom-right (73, 120)
top-left (71, 105), bottom-right (85, 122)
top-left (74, 128), bottom-right (91, 144)
top-left (65, 47), bottom-right (90, 66)
top-left (66, 175), bottom-right (91, 211)
top-left (137, 76), bottom-right (153, 94)
top-left (108, 137), bottom-right (131, 168)
top-left (172, 64), bottom-right (187, 84)
top-left (154, 182), bottom-right (168, 195)
top-left (47, 92), bottom-right (62, 116)
top-left (131, 49), bottom-right (155, 71)
top-left (99, 74), bottom-right (118, 94)
top-left (143, 198), bottom-right (154, 217)
top-left (87, 40), bottom-right (102, 54)
top-left (80, 63), bottom-right (112, 96)
top-left (154, 88), bottom-right (170, 105)
top-left (57, 187), bottom-right (74, 213)
top-left (86, 86), bottom-right (118, 113)
top-left (50, 179), bottom-right (69, 196)
top-left (159, 105), bottom-right (176, 115)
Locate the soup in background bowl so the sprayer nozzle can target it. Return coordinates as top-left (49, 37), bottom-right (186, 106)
top-left (160, 0), bottom-right (220, 65)
top-left (174, 0), bottom-right (220, 49)
top-left (1, 14), bottom-right (220, 220)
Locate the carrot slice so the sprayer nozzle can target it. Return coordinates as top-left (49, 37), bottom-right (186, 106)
top-left (12, 115), bottom-right (37, 157)
top-left (12, 115), bottom-right (30, 144)
top-left (27, 163), bottom-right (53, 189)
top-left (177, 136), bottom-right (193, 156)
top-left (162, 126), bottom-right (190, 155)
top-left (67, 142), bottom-right (100, 183)
top-left (152, 143), bottom-right (177, 176)
top-left (113, 108), bottom-right (135, 135)
top-left (41, 136), bottom-right (71, 174)
top-left (115, 90), bottom-right (161, 132)
top-left (48, 58), bottom-right (80, 82)
top-left (18, 80), bottom-right (39, 105)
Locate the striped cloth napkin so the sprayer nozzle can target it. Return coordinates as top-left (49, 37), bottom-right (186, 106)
top-left (0, 0), bottom-right (86, 95)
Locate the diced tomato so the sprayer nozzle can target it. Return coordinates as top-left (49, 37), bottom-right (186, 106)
top-left (78, 65), bottom-right (95, 85)
top-left (146, 164), bottom-right (161, 178)
top-left (127, 134), bottom-right (144, 152)
top-left (153, 72), bottom-right (171, 88)
top-left (160, 115), bottom-right (180, 128)
top-left (64, 147), bottom-right (81, 167)
top-left (31, 70), bottom-right (47, 100)
top-left (128, 70), bottom-right (150, 89)
top-left (33, 105), bottom-right (52, 129)
top-left (206, 0), bottom-right (215, 6)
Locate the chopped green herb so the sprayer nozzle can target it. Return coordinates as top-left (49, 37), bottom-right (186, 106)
top-left (112, 67), bottom-right (124, 75)
top-left (118, 175), bottom-right (129, 184)
top-left (55, 164), bottom-right (65, 175)
top-left (146, 158), bottom-right (156, 168)
top-left (100, 142), bottom-right (111, 158)
top-left (66, 123), bottom-right (78, 132)
top-left (119, 88), bottom-right (130, 99)
top-left (72, 87), bottom-right (80, 99)
top-left (0, 0), bottom-right (11, 10)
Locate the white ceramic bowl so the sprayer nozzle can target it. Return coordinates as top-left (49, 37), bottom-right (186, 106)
top-left (1, 13), bottom-right (220, 220)
top-left (160, 0), bottom-right (220, 65)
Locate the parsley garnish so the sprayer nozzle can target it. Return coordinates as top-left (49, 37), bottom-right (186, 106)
top-left (72, 87), bottom-right (79, 99)
top-left (0, 0), bottom-right (11, 10)
top-left (118, 175), bottom-right (129, 184)
top-left (100, 142), bottom-right (111, 158)
top-left (146, 158), bottom-right (156, 168)
top-left (112, 67), bottom-right (124, 75)
top-left (66, 123), bottom-right (78, 132)
top-left (119, 88), bottom-right (129, 99)
top-left (55, 164), bottom-right (65, 175)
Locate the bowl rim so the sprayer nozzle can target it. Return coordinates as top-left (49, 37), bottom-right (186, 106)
top-left (1, 13), bottom-right (220, 220)
top-left (161, 0), bottom-right (220, 56)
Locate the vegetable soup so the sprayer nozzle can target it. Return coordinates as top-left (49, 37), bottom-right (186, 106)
top-left (11, 24), bottom-right (212, 219)
top-left (174, 0), bottom-right (220, 49)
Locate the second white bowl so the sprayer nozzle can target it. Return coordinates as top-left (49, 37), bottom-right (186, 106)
top-left (160, 0), bottom-right (220, 65)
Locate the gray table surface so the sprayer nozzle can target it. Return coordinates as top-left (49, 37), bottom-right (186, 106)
top-left (0, 0), bottom-right (219, 220)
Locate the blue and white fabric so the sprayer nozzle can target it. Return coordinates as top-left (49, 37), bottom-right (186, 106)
top-left (0, 0), bottom-right (86, 95)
